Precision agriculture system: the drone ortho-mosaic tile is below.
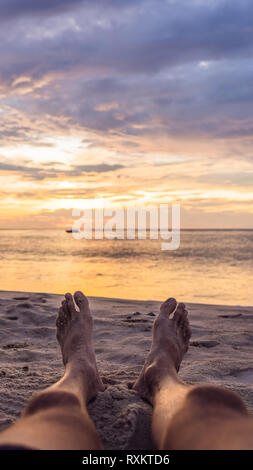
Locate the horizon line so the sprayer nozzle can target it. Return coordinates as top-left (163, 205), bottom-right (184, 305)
top-left (1, 228), bottom-right (253, 231)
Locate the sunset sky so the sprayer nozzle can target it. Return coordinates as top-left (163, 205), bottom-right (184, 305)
top-left (0, 0), bottom-right (253, 229)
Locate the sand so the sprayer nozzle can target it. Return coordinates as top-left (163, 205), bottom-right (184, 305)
top-left (0, 290), bottom-right (252, 450)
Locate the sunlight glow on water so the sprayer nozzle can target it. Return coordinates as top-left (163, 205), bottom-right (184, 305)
top-left (0, 230), bottom-right (252, 305)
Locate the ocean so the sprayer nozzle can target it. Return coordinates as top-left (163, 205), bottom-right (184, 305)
top-left (0, 229), bottom-right (252, 306)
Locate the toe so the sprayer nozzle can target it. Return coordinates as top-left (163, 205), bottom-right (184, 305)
top-left (65, 293), bottom-right (76, 319)
top-left (160, 297), bottom-right (177, 316)
top-left (56, 307), bottom-right (64, 327)
top-left (74, 291), bottom-right (89, 311)
top-left (173, 302), bottom-right (185, 324)
top-left (187, 329), bottom-right (192, 341)
top-left (178, 309), bottom-right (188, 326)
top-left (183, 318), bottom-right (191, 340)
top-left (61, 300), bottom-right (70, 319)
top-left (184, 326), bottom-right (191, 342)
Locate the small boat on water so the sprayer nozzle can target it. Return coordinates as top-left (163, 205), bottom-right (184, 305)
top-left (65, 226), bottom-right (79, 233)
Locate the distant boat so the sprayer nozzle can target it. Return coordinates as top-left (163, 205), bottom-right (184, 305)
top-left (65, 227), bottom-right (79, 233)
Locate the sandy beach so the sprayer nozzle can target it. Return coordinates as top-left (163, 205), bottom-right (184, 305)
top-left (0, 290), bottom-right (252, 450)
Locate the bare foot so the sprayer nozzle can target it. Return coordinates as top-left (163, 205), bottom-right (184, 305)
top-left (133, 298), bottom-right (191, 404)
top-left (56, 291), bottom-right (105, 402)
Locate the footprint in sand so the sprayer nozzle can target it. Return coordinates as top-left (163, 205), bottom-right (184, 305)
top-left (16, 302), bottom-right (33, 309)
top-left (218, 313), bottom-right (242, 319)
top-left (229, 368), bottom-right (253, 385)
top-left (3, 342), bottom-right (30, 350)
top-left (190, 340), bottom-right (220, 348)
top-left (147, 312), bottom-right (156, 317)
top-left (124, 317), bottom-right (149, 324)
top-left (13, 296), bottom-right (30, 301)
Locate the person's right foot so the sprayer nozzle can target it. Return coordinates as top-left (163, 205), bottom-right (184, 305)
top-left (56, 291), bottom-right (105, 402)
top-left (133, 298), bottom-right (191, 404)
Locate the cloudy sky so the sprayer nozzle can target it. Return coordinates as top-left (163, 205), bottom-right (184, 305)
top-left (1, 0), bottom-right (253, 228)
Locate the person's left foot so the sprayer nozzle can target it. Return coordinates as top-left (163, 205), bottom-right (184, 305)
top-left (133, 298), bottom-right (191, 404)
top-left (56, 291), bottom-right (105, 402)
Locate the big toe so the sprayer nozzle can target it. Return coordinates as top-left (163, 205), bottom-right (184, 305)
top-left (160, 297), bottom-right (177, 316)
top-left (74, 291), bottom-right (89, 311)
top-left (65, 293), bottom-right (76, 319)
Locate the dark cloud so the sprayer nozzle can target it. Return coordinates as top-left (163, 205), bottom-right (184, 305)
top-left (0, 0), bottom-right (82, 18)
top-left (0, 161), bottom-right (57, 180)
top-left (69, 164), bottom-right (124, 175)
top-left (0, 161), bottom-right (124, 180)
top-left (0, 0), bottom-right (253, 144)
top-left (0, 0), bottom-right (143, 20)
top-left (2, 0), bottom-right (253, 78)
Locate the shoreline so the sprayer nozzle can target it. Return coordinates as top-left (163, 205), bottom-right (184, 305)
top-left (0, 289), bottom-right (252, 309)
top-left (0, 290), bottom-right (252, 449)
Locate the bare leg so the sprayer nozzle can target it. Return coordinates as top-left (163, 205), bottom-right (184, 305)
top-left (134, 298), bottom-right (253, 450)
top-left (0, 291), bottom-right (105, 450)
